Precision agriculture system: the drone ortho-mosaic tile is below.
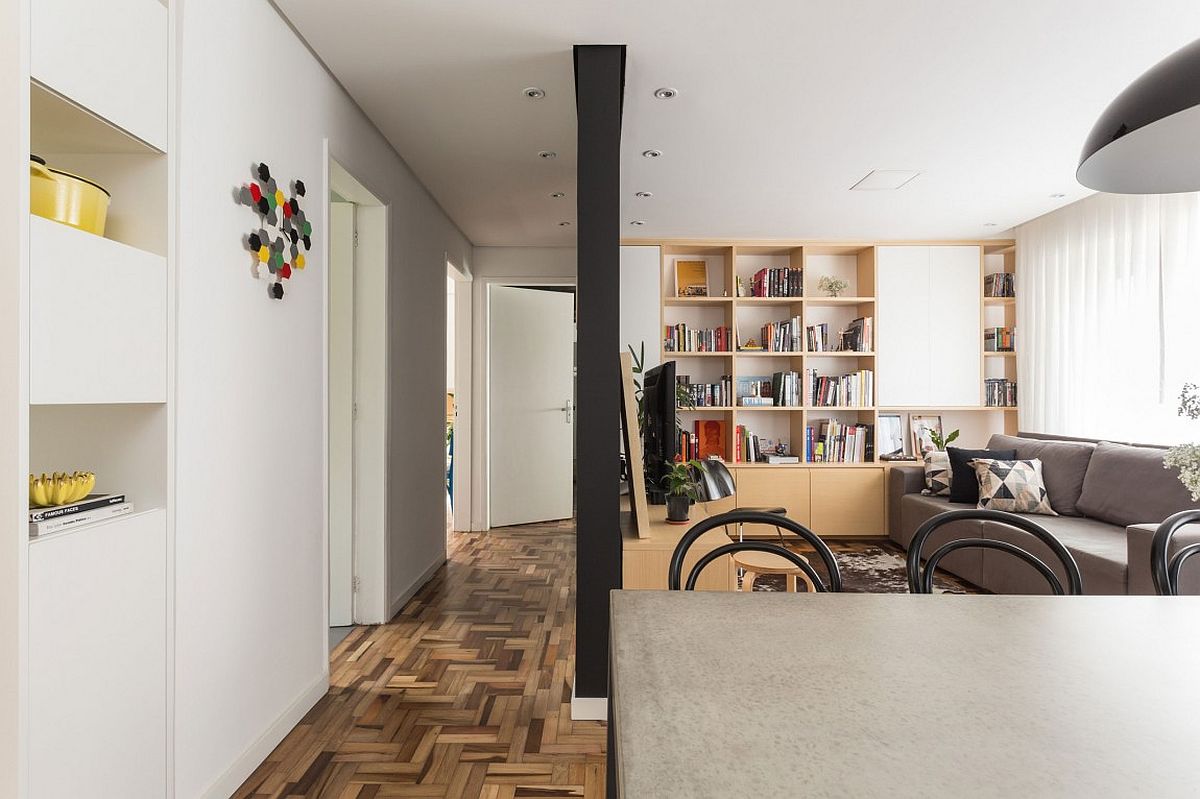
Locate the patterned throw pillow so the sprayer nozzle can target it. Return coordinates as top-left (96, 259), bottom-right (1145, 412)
top-left (971, 458), bottom-right (1058, 516)
top-left (922, 450), bottom-right (951, 496)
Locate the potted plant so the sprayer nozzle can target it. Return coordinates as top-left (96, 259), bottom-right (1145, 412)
top-left (928, 428), bottom-right (960, 451)
top-left (817, 276), bottom-right (849, 297)
top-left (662, 459), bottom-right (702, 524)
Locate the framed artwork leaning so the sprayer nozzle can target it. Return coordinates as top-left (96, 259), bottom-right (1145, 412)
top-left (910, 415), bottom-right (943, 458)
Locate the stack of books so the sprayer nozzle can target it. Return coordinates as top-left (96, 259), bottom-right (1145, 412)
top-left (747, 267), bottom-right (803, 298)
top-left (677, 374), bottom-right (733, 407)
top-left (29, 493), bottom-right (132, 538)
top-left (984, 273), bottom-right (1015, 297)
top-left (840, 317), bottom-right (873, 352)
top-left (664, 323), bottom-right (732, 353)
top-left (984, 327), bottom-right (1015, 352)
top-left (770, 370), bottom-right (802, 407)
top-left (758, 315), bottom-right (802, 351)
top-left (806, 323), bottom-right (830, 352)
top-left (737, 375), bottom-right (775, 407)
top-left (805, 420), bottom-right (873, 463)
top-left (985, 379), bottom-right (1018, 407)
top-left (805, 369), bottom-right (874, 407)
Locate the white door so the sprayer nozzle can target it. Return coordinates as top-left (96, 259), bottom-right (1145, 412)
top-left (329, 201), bottom-right (355, 625)
top-left (928, 246), bottom-right (982, 406)
top-left (489, 285), bottom-right (575, 526)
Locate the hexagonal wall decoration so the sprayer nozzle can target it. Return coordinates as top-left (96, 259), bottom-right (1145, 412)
top-left (237, 163), bottom-right (313, 300)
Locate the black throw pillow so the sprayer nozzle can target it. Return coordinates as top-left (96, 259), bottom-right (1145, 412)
top-left (947, 447), bottom-right (1017, 504)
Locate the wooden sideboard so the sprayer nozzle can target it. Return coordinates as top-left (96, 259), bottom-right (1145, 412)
top-left (620, 495), bottom-right (738, 590)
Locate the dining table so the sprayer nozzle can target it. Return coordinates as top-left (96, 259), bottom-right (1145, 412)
top-left (607, 591), bottom-right (1200, 798)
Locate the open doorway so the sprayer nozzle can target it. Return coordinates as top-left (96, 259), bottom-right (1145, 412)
top-left (446, 260), bottom-right (471, 536)
top-left (327, 155), bottom-right (389, 648)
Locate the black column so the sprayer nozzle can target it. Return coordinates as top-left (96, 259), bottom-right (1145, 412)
top-left (573, 44), bottom-right (625, 701)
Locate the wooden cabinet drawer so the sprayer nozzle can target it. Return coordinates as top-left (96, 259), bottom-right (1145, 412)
top-left (810, 468), bottom-right (885, 536)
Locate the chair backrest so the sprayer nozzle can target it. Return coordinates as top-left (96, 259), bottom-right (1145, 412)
top-left (668, 510), bottom-right (842, 591)
top-left (906, 508), bottom-right (1084, 595)
top-left (1151, 509), bottom-right (1200, 596)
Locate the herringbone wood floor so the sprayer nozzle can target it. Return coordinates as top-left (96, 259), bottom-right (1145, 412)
top-left (232, 517), bottom-right (606, 798)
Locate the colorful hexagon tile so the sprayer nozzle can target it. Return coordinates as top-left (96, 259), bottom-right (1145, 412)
top-left (239, 162), bottom-right (314, 300)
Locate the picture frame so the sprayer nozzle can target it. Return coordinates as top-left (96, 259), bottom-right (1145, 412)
top-left (675, 259), bottom-right (709, 297)
top-left (910, 415), bottom-right (943, 458)
top-left (877, 413), bottom-right (905, 457)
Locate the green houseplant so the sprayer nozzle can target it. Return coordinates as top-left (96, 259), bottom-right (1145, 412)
top-left (1166, 383), bottom-right (1200, 501)
top-left (928, 428), bottom-right (960, 451)
top-left (662, 459), bottom-right (702, 524)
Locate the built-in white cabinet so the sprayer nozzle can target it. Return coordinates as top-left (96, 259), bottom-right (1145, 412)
top-left (28, 509), bottom-right (167, 799)
top-left (29, 216), bottom-right (167, 404)
top-left (31, 0), bottom-right (168, 150)
top-left (877, 245), bottom-right (981, 407)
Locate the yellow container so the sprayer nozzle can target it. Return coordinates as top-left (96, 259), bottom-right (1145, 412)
top-left (30, 155), bottom-right (110, 236)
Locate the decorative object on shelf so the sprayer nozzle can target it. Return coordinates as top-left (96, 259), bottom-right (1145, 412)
top-left (29, 471), bottom-right (95, 507)
top-left (30, 155), bottom-right (111, 236)
top-left (662, 459), bottom-right (702, 524)
top-left (877, 414), bottom-right (905, 457)
top-left (817, 275), bottom-right (848, 297)
top-left (1165, 383), bottom-right (1200, 501)
top-left (674, 259), bottom-right (709, 297)
top-left (238, 162), bottom-right (313, 300)
top-left (1078, 38), bottom-right (1200, 193)
top-left (910, 415), bottom-right (943, 457)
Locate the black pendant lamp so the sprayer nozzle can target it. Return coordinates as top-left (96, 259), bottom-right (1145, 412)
top-left (1078, 38), bottom-right (1200, 194)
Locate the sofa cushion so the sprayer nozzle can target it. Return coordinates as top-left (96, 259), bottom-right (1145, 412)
top-left (987, 434), bottom-right (1096, 516)
top-left (980, 514), bottom-right (1127, 595)
top-left (973, 458), bottom-right (1057, 516)
top-left (922, 450), bottom-right (950, 496)
top-left (947, 447), bottom-right (1016, 504)
top-left (897, 494), bottom-right (985, 587)
top-left (1076, 442), bottom-right (1197, 527)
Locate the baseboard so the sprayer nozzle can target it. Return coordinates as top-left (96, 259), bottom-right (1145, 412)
top-left (571, 685), bottom-right (608, 721)
top-left (199, 673), bottom-right (328, 799)
top-left (387, 556), bottom-right (445, 620)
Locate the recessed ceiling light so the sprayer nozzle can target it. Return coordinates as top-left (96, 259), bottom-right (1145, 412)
top-left (653, 87), bottom-right (678, 100)
top-left (630, 220), bottom-right (646, 226)
top-left (983, 222), bottom-right (998, 227)
top-left (523, 87), bottom-right (546, 99)
top-left (642, 149), bottom-right (662, 159)
top-left (558, 221), bottom-right (572, 226)
top-left (1050, 193), bottom-right (1066, 199)
top-left (538, 150), bottom-right (557, 159)
top-left (635, 191), bottom-right (653, 198)
top-left (550, 192), bottom-right (565, 198)
top-left (849, 170), bottom-right (920, 190)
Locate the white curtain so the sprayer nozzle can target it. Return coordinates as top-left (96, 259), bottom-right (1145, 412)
top-left (1017, 192), bottom-right (1200, 444)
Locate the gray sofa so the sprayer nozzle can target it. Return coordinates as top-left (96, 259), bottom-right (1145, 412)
top-left (888, 433), bottom-right (1200, 594)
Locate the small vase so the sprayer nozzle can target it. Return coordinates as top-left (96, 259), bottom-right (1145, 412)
top-left (666, 494), bottom-right (692, 524)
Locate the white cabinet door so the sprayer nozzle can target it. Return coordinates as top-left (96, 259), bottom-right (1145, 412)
top-left (29, 510), bottom-right (167, 799)
top-left (877, 246), bottom-right (981, 407)
top-left (876, 246), bottom-right (932, 406)
top-left (929, 246), bottom-right (982, 406)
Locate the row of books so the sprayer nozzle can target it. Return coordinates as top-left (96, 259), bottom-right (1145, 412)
top-left (840, 317), bottom-right (873, 352)
top-left (984, 272), bottom-right (1015, 297)
top-left (984, 327), bottom-right (1015, 352)
top-left (741, 267), bottom-right (803, 298)
top-left (732, 425), bottom-right (796, 463)
top-left (29, 493), bottom-right (132, 537)
top-left (738, 375), bottom-right (778, 407)
top-left (985, 379), bottom-right (1018, 407)
top-left (677, 419), bottom-right (728, 462)
top-left (805, 420), bottom-right (874, 463)
top-left (664, 324), bottom-right (732, 353)
top-left (758, 316), bottom-right (803, 352)
top-left (677, 375), bottom-right (733, 407)
top-left (807, 368), bottom-right (874, 408)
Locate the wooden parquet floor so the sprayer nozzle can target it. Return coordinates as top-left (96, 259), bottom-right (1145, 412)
top-left (232, 517), bottom-right (606, 799)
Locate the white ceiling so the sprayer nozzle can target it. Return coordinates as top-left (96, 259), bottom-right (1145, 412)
top-left (276, 0), bottom-right (1200, 247)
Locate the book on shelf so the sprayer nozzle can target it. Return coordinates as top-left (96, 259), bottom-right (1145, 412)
top-left (733, 424), bottom-right (792, 463)
top-left (984, 327), bottom-right (1015, 352)
top-left (664, 323), bottom-right (732, 353)
top-left (984, 272), bottom-right (1015, 298)
top-left (806, 322), bottom-right (830, 352)
top-left (758, 315), bottom-right (803, 352)
top-left (764, 454), bottom-right (800, 464)
top-left (677, 374), bottom-right (733, 408)
top-left (985, 378), bottom-right (1018, 407)
top-left (805, 420), bottom-right (874, 463)
top-left (771, 370), bottom-right (802, 407)
top-left (804, 368), bottom-right (874, 408)
top-left (748, 266), bottom-right (803, 298)
top-left (840, 316), bottom-right (873, 352)
top-left (30, 502), bottom-right (134, 537)
top-left (29, 492), bottom-right (126, 523)
top-left (677, 419), bottom-right (728, 462)
top-left (737, 375), bottom-right (775, 406)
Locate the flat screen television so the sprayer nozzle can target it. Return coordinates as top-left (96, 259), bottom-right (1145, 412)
top-left (642, 360), bottom-right (677, 504)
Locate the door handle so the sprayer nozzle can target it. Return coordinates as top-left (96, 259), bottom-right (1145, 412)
top-left (559, 399), bottom-right (573, 423)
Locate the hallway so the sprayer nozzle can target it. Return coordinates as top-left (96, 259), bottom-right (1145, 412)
top-left (233, 519), bottom-right (606, 798)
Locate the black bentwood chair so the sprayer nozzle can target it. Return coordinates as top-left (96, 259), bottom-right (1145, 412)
top-left (667, 510), bottom-right (843, 592)
top-left (906, 509), bottom-right (1084, 595)
top-left (1151, 509), bottom-right (1200, 595)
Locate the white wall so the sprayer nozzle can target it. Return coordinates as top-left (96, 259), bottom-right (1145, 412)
top-left (446, 276), bottom-right (455, 391)
top-left (174, 1), bottom-right (471, 796)
top-left (468, 247), bottom-right (575, 529)
top-left (620, 246), bottom-right (661, 372)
